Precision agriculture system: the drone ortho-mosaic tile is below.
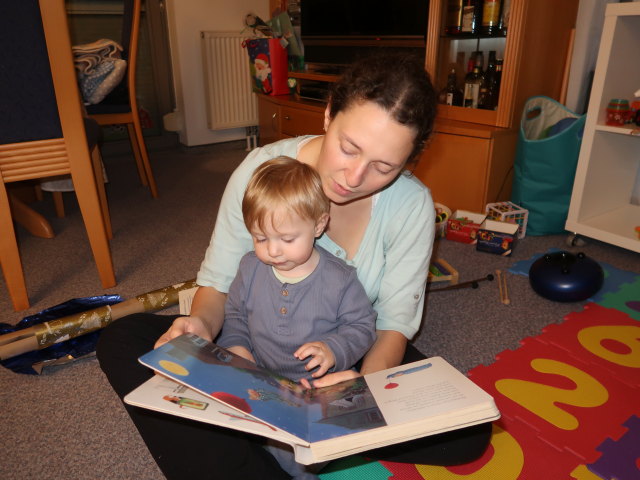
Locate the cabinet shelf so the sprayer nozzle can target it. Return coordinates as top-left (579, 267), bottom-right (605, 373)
top-left (439, 33), bottom-right (506, 40)
top-left (288, 71), bottom-right (339, 83)
top-left (594, 124), bottom-right (640, 136)
top-left (436, 104), bottom-right (498, 125)
top-left (566, 204), bottom-right (640, 252)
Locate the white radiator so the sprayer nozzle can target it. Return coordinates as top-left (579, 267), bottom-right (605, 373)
top-left (201, 31), bottom-right (258, 131)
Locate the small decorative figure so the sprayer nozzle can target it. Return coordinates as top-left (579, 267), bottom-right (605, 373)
top-left (254, 53), bottom-right (272, 94)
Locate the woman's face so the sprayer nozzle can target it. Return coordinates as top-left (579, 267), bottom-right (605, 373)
top-left (316, 101), bottom-right (417, 204)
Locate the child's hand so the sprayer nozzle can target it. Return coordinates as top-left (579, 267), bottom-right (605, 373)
top-left (294, 341), bottom-right (335, 378)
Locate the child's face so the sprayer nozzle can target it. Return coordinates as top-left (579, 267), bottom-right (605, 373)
top-left (250, 209), bottom-right (327, 278)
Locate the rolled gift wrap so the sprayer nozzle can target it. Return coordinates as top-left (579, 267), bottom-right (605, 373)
top-left (0, 279), bottom-right (197, 360)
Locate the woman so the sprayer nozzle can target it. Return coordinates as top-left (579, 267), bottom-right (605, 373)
top-left (97, 52), bottom-right (491, 479)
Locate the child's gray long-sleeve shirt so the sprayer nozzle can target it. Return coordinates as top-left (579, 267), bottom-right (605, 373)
top-left (218, 246), bottom-right (377, 382)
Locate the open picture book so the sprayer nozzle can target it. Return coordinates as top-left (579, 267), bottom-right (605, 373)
top-left (125, 334), bottom-right (500, 465)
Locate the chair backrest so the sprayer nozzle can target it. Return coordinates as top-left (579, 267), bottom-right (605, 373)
top-left (0, 0), bottom-right (97, 188)
top-left (0, 0), bottom-right (92, 184)
top-left (0, 1), bottom-right (63, 144)
top-left (0, 0), bottom-right (115, 312)
top-left (121, 0), bottom-right (136, 61)
top-left (124, 0), bottom-right (142, 106)
top-left (85, 0), bottom-right (141, 109)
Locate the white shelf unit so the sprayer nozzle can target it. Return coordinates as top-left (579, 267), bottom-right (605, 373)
top-left (565, 2), bottom-right (640, 253)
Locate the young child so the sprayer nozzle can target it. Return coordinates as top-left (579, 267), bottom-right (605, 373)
top-left (217, 156), bottom-right (377, 478)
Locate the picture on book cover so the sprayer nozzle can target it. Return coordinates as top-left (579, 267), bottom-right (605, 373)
top-left (142, 334), bottom-right (431, 443)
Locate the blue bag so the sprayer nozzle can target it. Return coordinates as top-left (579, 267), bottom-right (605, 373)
top-left (511, 96), bottom-right (586, 236)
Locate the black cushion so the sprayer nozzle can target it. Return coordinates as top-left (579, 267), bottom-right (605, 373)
top-left (0, 1), bottom-right (102, 150)
top-left (0, 0), bottom-right (62, 144)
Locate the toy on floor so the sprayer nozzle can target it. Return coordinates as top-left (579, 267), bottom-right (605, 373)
top-left (427, 258), bottom-right (458, 284)
top-left (433, 202), bottom-right (451, 238)
top-left (528, 251), bottom-right (604, 302)
top-left (495, 269), bottom-right (511, 305)
top-left (485, 201), bottom-right (529, 239)
top-left (428, 273), bottom-right (494, 293)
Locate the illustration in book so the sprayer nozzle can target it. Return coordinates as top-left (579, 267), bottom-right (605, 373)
top-left (139, 334), bottom-right (393, 442)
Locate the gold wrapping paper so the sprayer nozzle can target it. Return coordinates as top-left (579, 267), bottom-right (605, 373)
top-left (0, 279), bottom-right (198, 360)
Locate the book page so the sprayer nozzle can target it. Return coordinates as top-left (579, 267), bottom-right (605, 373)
top-left (138, 334), bottom-right (314, 441)
top-left (136, 336), bottom-right (498, 449)
top-left (125, 375), bottom-right (302, 445)
top-left (364, 357), bottom-right (495, 426)
top-left (300, 376), bottom-right (386, 443)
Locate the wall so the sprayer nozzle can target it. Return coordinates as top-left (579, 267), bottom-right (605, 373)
top-left (165, 0), bottom-right (269, 146)
top-left (566, 0), bottom-right (640, 114)
top-left (565, 0), bottom-right (618, 114)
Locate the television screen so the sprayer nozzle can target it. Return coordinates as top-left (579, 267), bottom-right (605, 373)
top-left (301, 0), bottom-right (428, 38)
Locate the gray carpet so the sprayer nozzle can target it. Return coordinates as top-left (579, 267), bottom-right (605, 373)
top-left (1, 138), bottom-right (638, 479)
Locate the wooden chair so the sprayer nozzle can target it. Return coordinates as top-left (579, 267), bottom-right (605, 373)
top-left (86, 0), bottom-right (159, 198)
top-left (0, 0), bottom-right (116, 311)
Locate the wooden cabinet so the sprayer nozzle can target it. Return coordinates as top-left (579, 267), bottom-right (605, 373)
top-left (257, 94), bottom-right (325, 146)
top-left (415, 0), bottom-right (579, 212)
top-left (413, 119), bottom-right (518, 211)
top-left (281, 106), bottom-right (324, 137)
top-left (256, 0), bottom-right (579, 212)
top-left (565, 2), bottom-right (640, 253)
top-left (426, 0), bottom-right (578, 129)
top-left (257, 95), bottom-right (281, 146)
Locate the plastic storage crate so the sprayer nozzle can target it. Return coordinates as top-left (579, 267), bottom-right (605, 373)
top-left (485, 201), bottom-right (528, 239)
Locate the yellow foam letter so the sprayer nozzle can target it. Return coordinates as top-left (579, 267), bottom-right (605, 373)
top-left (495, 359), bottom-right (608, 430)
top-left (578, 325), bottom-right (640, 368)
top-left (570, 464), bottom-right (605, 479)
top-left (415, 424), bottom-right (524, 479)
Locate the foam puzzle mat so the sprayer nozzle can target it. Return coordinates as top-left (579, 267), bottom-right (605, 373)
top-left (320, 255), bottom-right (640, 480)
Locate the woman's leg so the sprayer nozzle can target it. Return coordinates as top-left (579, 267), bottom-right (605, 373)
top-left (364, 343), bottom-right (492, 466)
top-left (96, 313), bottom-right (291, 480)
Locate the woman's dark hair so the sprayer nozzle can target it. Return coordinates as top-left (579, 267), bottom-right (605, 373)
top-left (328, 52), bottom-right (437, 163)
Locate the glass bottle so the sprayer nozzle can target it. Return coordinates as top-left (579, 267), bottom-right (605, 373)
top-left (479, 51), bottom-right (497, 109)
top-left (445, 0), bottom-right (464, 35)
top-left (466, 51), bottom-right (484, 76)
top-left (500, 0), bottom-right (511, 35)
top-left (466, 51), bottom-right (476, 74)
top-left (461, 0), bottom-right (481, 35)
top-left (481, 0), bottom-right (502, 36)
top-left (493, 58), bottom-right (503, 106)
top-left (463, 59), bottom-right (483, 109)
top-left (439, 69), bottom-right (464, 106)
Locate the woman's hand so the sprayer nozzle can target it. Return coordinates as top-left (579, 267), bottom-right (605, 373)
top-left (154, 315), bottom-right (212, 349)
top-left (294, 341), bottom-right (335, 378)
top-left (154, 286), bottom-right (228, 349)
top-left (301, 369), bottom-right (361, 389)
top-left (359, 330), bottom-right (407, 375)
top-left (226, 345), bottom-right (256, 363)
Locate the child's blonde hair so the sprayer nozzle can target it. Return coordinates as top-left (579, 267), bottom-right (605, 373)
top-left (243, 156), bottom-right (330, 232)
